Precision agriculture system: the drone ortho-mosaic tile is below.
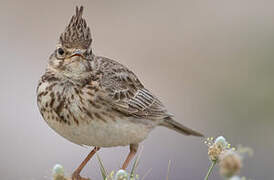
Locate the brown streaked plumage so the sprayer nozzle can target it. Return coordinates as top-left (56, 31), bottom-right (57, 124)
top-left (60, 6), bottom-right (92, 49)
top-left (36, 6), bottom-right (203, 180)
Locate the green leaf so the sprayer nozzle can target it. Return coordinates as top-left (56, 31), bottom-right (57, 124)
top-left (97, 153), bottom-right (108, 180)
top-left (130, 147), bottom-right (143, 178)
top-left (166, 160), bottom-right (171, 180)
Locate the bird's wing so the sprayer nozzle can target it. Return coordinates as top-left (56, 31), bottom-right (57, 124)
top-left (96, 57), bottom-right (171, 120)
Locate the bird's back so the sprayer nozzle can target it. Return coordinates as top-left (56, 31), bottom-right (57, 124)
top-left (94, 56), bottom-right (172, 121)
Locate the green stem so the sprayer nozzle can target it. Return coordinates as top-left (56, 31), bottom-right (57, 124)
top-left (204, 160), bottom-right (217, 180)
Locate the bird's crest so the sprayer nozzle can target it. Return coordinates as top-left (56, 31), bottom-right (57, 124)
top-left (59, 6), bottom-right (92, 49)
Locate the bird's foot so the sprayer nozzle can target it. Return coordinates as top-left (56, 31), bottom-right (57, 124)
top-left (71, 171), bottom-right (90, 180)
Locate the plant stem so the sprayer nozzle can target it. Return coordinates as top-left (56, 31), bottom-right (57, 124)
top-left (204, 160), bottom-right (217, 180)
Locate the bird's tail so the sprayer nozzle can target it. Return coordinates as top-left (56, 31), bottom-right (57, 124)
top-left (160, 117), bottom-right (204, 137)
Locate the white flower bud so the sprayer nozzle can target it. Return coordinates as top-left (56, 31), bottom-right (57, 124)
top-left (115, 169), bottom-right (129, 180)
top-left (52, 164), bottom-right (64, 176)
top-left (215, 136), bottom-right (227, 148)
top-left (229, 176), bottom-right (241, 180)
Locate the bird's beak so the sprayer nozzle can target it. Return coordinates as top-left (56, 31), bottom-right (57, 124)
top-left (70, 50), bottom-right (85, 59)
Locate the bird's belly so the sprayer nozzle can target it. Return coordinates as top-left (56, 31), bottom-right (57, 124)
top-left (37, 80), bottom-right (153, 147)
top-left (46, 117), bottom-right (151, 147)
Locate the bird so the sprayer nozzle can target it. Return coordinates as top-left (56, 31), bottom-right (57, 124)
top-left (36, 6), bottom-right (203, 180)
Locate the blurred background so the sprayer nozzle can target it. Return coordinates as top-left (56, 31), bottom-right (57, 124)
top-left (0, 0), bottom-right (273, 179)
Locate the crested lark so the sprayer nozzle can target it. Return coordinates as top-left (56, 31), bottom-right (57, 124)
top-left (37, 6), bottom-right (203, 180)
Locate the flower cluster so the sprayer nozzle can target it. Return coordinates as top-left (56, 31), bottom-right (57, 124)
top-left (204, 136), bottom-right (251, 180)
top-left (219, 150), bottom-right (242, 178)
top-left (205, 136), bottom-right (233, 162)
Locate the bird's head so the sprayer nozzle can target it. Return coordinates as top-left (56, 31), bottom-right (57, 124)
top-left (48, 6), bottom-right (93, 81)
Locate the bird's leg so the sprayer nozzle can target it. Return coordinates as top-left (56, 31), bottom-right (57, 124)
top-left (72, 147), bottom-right (100, 180)
top-left (122, 144), bottom-right (139, 169)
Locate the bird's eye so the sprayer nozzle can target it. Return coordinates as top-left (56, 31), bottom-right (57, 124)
top-left (57, 48), bottom-right (65, 56)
